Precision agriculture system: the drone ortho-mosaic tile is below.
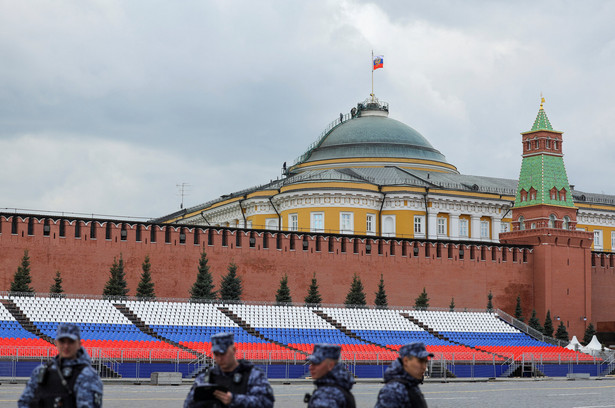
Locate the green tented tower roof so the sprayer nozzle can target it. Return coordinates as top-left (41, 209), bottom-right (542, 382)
top-left (531, 106), bottom-right (553, 131)
top-left (514, 105), bottom-right (575, 209)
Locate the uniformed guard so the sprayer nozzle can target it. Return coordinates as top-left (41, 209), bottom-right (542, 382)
top-left (305, 343), bottom-right (355, 408)
top-left (184, 332), bottom-right (274, 408)
top-left (374, 342), bottom-right (433, 408)
top-left (18, 323), bottom-right (103, 408)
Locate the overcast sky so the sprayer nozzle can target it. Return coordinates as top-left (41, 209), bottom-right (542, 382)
top-left (1, 0), bottom-right (614, 220)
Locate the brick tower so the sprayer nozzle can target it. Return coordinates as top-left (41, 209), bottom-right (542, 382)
top-left (500, 99), bottom-right (593, 338)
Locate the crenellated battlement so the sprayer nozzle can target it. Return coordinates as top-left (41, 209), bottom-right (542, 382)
top-left (0, 212), bottom-right (533, 261)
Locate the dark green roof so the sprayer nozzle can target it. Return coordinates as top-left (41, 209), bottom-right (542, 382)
top-left (304, 116), bottom-right (450, 164)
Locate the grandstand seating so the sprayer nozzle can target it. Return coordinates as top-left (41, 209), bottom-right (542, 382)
top-left (7, 296), bottom-right (192, 359)
top-left (0, 299), bottom-right (54, 357)
top-left (0, 295), bottom-right (598, 371)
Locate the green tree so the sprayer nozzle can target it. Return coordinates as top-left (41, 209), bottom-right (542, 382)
top-left (449, 297), bottom-right (455, 312)
top-left (49, 271), bottom-right (64, 296)
top-left (374, 274), bottom-right (388, 308)
top-left (275, 274), bottom-right (292, 304)
top-left (190, 251), bottom-right (216, 300)
top-left (528, 309), bottom-right (543, 333)
top-left (514, 295), bottom-right (524, 322)
top-left (103, 255), bottom-right (129, 299)
top-left (583, 323), bottom-right (597, 346)
top-left (543, 310), bottom-right (554, 337)
top-left (486, 290), bottom-right (493, 312)
top-left (344, 274), bottom-right (366, 308)
top-left (10, 250), bottom-right (35, 294)
top-left (219, 263), bottom-right (242, 301)
top-left (136, 255), bottom-right (156, 300)
top-left (555, 321), bottom-right (569, 342)
top-left (414, 288), bottom-right (429, 310)
top-left (304, 273), bottom-right (322, 305)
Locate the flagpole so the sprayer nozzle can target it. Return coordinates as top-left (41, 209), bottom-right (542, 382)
top-left (371, 50), bottom-right (374, 102)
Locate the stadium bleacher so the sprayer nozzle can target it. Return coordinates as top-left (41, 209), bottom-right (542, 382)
top-left (0, 294), bottom-right (604, 378)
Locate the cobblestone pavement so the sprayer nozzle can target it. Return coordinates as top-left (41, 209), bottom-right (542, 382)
top-left (1, 379), bottom-right (614, 408)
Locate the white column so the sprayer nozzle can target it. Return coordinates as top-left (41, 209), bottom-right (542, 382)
top-left (427, 211), bottom-right (438, 240)
top-left (471, 215), bottom-right (481, 241)
top-left (491, 217), bottom-right (501, 243)
top-left (449, 213), bottom-right (460, 241)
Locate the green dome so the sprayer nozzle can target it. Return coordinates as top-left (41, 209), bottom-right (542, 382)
top-left (305, 115), bottom-right (451, 165)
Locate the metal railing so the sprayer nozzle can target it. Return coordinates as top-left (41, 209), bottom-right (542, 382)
top-left (1, 348), bottom-right (610, 380)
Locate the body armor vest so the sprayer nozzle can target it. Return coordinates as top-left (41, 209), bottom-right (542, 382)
top-left (195, 360), bottom-right (253, 408)
top-left (31, 362), bottom-right (86, 408)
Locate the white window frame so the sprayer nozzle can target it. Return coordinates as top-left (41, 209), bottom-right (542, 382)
top-left (289, 214), bottom-right (298, 232)
top-left (366, 214), bottom-right (376, 235)
top-left (500, 222), bottom-right (509, 233)
top-left (339, 212), bottom-right (354, 234)
top-left (611, 231), bottom-right (615, 252)
top-left (480, 220), bottom-right (490, 239)
top-left (437, 217), bottom-right (447, 236)
top-left (459, 219), bottom-right (469, 237)
top-left (594, 230), bottom-right (603, 249)
top-left (414, 215), bottom-right (425, 237)
top-left (310, 212), bottom-right (324, 233)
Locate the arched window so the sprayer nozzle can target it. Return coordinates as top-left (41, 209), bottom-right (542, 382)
top-left (519, 216), bottom-right (525, 230)
top-left (563, 216), bottom-right (570, 230)
top-left (529, 188), bottom-right (537, 201)
top-left (549, 214), bottom-right (556, 228)
top-left (519, 189), bottom-right (527, 202)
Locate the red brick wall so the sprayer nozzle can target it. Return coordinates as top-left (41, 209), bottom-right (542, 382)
top-left (3, 213), bottom-right (613, 339)
top-left (591, 253), bottom-right (615, 334)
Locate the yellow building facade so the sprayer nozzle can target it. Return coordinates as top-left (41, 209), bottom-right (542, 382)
top-left (159, 97), bottom-right (615, 250)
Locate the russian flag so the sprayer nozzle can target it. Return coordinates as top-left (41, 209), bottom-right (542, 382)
top-left (373, 55), bottom-right (384, 70)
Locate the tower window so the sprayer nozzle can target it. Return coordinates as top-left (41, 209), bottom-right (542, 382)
top-left (563, 216), bottom-right (570, 230)
top-left (535, 140), bottom-right (539, 149)
top-left (519, 216), bottom-right (525, 230)
top-left (559, 188), bottom-right (567, 201)
top-left (554, 140), bottom-right (558, 150)
top-left (519, 189), bottom-right (527, 202)
top-left (549, 214), bottom-right (556, 228)
top-left (546, 139), bottom-right (551, 149)
top-left (75, 221), bottom-right (81, 238)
